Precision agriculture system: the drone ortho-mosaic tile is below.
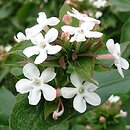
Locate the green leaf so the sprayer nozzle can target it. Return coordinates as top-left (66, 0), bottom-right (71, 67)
top-left (11, 67), bottom-right (23, 77)
top-left (0, 86), bottom-right (15, 126)
top-left (59, 4), bottom-right (71, 19)
top-left (67, 58), bottom-right (95, 81)
top-left (0, 66), bottom-right (10, 83)
top-left (109, 0), bottom-right (130, 12)
top-left (9, 40), bottom-right (33, 56)
top-left (71, 125), bottom-right (86, 130)
top-left (0, 2), bottom-right (14, 19)
top-left (44, 101), bottom-right (57, 120)
top-left (0, 126), bottom-right (11, 130)
top-left (53, 122), bottom-right (69, 130)
top-left (10, 94), bottom-right (78, 130)
top-left (121, 20), bottom-right (130, 42)
top-left (95, 70), bottom-right (130, 102)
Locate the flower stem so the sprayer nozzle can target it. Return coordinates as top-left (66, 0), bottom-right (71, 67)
top-left (75, 42), bottom-right (81, 53)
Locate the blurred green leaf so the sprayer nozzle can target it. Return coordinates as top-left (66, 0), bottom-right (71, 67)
top-left (0, 126), bottom-right (10, 130)
top-left (109, 0), bottom-right (130, 12)
top-left (0, 86), bottom-right (15, 126)
top-left (0, 2), bottom-right (14, 19)
top-left (71, 125), bottom-right (86, 130)
top-left (121, 20), bottom-right (130, 42)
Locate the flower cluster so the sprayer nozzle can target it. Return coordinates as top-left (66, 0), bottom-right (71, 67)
top-left (14, 7), bottom-right (129, 119)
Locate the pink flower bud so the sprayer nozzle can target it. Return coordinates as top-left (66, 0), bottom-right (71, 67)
top-left (99, 116), bottom-right (106, 122)
top-left (62, 14), bottom-right (72, 25)
top-left (61, 32), bottom-right (70, 41)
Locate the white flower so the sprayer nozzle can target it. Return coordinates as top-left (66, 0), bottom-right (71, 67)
top-left (61, 22), bottom-right (103, 42)
top-left (67, 8), bottom-right (100, 24)
top-left (4, 45), bottom-right (12, 52)
top-left (23, 28), bottom-right (62, 64)
top-left (61, 72), bottom-right (101, 113)
top-left (106, 39), bottom-right (129, 78)
top-left (37, 12), bottom-right (60, 31)
top-left (93, 0), bottom-right (107, 8)
top-left (15, 12), bottom-right (60, 41)
top-left (119, 110), bottom-right (127, 117)
top-left (15, 63), bottom-right (56, 105)
top-left (108, 95), bottom-right (120, 103)
top-left (95, 11), bottom-right (103, 19)
top-left (14, 32), bottom-right (28, 43)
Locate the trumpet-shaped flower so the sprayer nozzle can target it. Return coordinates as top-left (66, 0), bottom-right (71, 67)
top-left (106, 39), bottom-right (129, 78)
top-left (16, 63), bottom-right (56, 105)
top-left (67, 8), bottom-right (100, 24)
top-left (61, 22), bottom-right (103, 42)
top-left (61, 72), bottom-right (101, 113)
top-left (23, 28), bottom-right (62, 64)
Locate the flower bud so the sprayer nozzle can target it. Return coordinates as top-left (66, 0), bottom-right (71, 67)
top-left (61, 32), bottom-right (70, 41)
top-left (99, 116), bottom-right (106, 123)
top-left (62, 14), bottom-right (72, 25)
top-left (86, 125), bottom-right (91, 130)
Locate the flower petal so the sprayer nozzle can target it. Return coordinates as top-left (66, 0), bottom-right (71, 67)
top-left (47, 17), bottom-right (60, 26)
top-left (61, 26), bottom-right (77, 35)
top-left (85, 31), bottom-right (103, 38)
top-left (81, 22), bottom-right (95, 31)
top-left (61, 87), bottom-right (77, 98)
top-left (23, 63), bottom-right (40, 80)
top-left (31, 33), bottom-right (45, 45)
top-left (115, 43), bottom-right (121, 55)
top-left (106, 39), bottom-right (116, 54)
top-left (70, 72), bottom-right (83, 88)
top-left (120, 57), bottom-right (129, 70)
top-left (23, 46), bottom-right (39, 58)
top-left (28, 88), bottom-right (41, 105)
top-left (84, 92), bottom-right (101, 106)
top-left (83, 81), bottom-right (98, 92)
top-left (37, 12), bottom-right (47, 24)
top-left (14, 32), bottom-right (27, 43)
top-left (47, 44), bottom-right (62, 54)
top-left (75, 33), bottom-right (86, 42)
top-left (40, 67), bottom-right (56, 83)
top-left (25, 24), bottom-right (42, 38)
top-left (34, 50), bottom-right (47, 64)
top-left (15, 79), bottom-right (33, 94)
top-left (116, 64), bottom-right (124, 78)
top-left (41, 84), bottom-right (56, 101)
top-left (45, 28), bottom-right (58, 43)
top-left (73, 94), bottom-right (86, 113)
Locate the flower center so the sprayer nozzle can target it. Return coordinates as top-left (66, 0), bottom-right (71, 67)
top-left (40, 43), bottom-right (46, 48)
top-left (33, 79), bottom-right (41, 87)
top-left (78, 28), bottom-right (84, 34)
top-left (79, 86), bottom-right (84, 93)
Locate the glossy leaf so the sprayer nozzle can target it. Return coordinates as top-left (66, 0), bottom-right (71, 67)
top-left (0, 87), bottom-right (15, 126)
